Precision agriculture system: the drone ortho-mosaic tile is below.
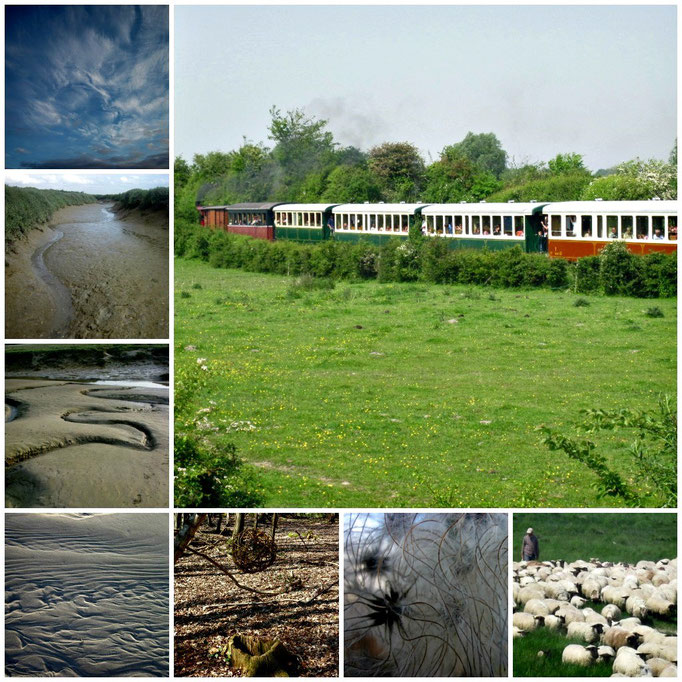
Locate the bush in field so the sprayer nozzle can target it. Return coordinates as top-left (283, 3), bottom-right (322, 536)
top-left (539, 395), bottom-right (677, 508)
top-left (598, 241), bottom-right (644, 297)
top-left (5, 185), bottom-right (97, 242)
top-left (573, 256), bottom-right (600, 293)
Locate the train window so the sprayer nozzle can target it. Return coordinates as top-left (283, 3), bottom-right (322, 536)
top-left (622, 216), bottom-right (633, 239)
top-left (454, 216), bottom-right (463, 235)
top-left (667, 215), bottom-right (677, 240)
top-left (376, 214), bottom-right (383, 231)
top-left (401, 215), bottom-right (408, 232)
top-left (436, 216), bottom-right (444, 234)
top-left (606, 215), bottom-right (618, 238)
top-left (636, 215), bottom-right (649, 239)
top-left (503, 216), bottom-right (512, 236)
top-left (596, 216), bottom-right (603, 238)
top-left (482, 216), bottom-right (491, 235)
top-left (652, 216), bottom-right (665, 240)
top-left (566, 215), bottom-right (577, 237)
top-left (514, 216), bottom-right (524, 237)
top-left (492, 216), bottom-right (501, 236)
top-left (581, 216), bottom-right (592, 238)
top-left (551, 215), bottom-right (561, 237)
top-left (426, 215), bottom-right (434, 233)
top-left (357, 215), bottom-right (364, 230)
top-left (472, 216), bottom-right (481, 235)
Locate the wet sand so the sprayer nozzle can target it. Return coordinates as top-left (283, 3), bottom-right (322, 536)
top-left (6, 513), bottom-right (169, 676)
top-left (6, 379), bottom-right (169, 508)
top-left (5, 203), bottom-right (168, 339)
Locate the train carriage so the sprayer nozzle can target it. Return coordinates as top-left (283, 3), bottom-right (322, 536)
top-left (543, 200), bottom-right (678, 259)
top-left (331, 203), bottom-right (427, 245)
top-left (274, 203), bottom-right (337, 242)
top-left (198, 202), bottom-right (282, 240)
top-left (421, 202), bottom-right (547, 251)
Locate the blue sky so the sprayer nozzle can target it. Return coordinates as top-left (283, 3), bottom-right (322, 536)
top-left (6, 5), bottom-right (168, 169)
top-left (175, 5), bottom-right (676, 171)
top-left (4, 172), bottom-right (168, 195)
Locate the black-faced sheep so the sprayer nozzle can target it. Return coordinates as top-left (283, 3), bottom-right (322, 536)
top-left (603, 627), bottom-right (641, 650)
top-left (513, 612), bottom-right (545, 632)
top-left (566, 621), bottom-right (604, 643)
top-left (344, 513), bottom-right (507, 677)
top-left (561, 644), bottom-right (598, 666)
top-left (612, 647), bottom-right (652, 677)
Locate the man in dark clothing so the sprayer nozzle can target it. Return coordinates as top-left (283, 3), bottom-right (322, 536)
top-left (521, 527), bottom-right (539, 561)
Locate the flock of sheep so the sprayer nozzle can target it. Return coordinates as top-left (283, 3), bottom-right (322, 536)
top-left (513, 557), bottom-right (677, 677)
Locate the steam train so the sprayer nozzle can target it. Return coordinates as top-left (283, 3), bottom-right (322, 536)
top-left (196, 199), bottom-right (677, 259)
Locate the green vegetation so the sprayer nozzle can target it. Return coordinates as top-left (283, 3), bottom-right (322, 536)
top-left (97, 186), bottom-right (169, 212)
top-left (513, 513), bottom-right (677, 562)
top-left (175, 218), bottom-right (676, 298)
top-left (175, 261), bottom-right (676, 507)
top-left (175, 107), bottom-right (676, 215)
top-left (5, 185), bottom-right (97, 243)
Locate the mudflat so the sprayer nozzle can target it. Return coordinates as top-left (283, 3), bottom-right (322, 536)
top-left (5, 379), bottom-right (169, 507)
top-left (5, 203), bottom-right (168, 339)
top-left (6, 513), bottom-right (169, 676)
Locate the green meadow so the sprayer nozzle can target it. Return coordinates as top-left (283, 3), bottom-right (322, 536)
top-left (175, 259), bottom-right (676, 507)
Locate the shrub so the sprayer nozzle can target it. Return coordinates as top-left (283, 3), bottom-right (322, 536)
top-left (598, 241), bottom-right (645, 297)
top-left (645, 306), bottom-right (664, 318)
top-left (573, 297), bottom-right (590, 307)
top-left (573, 256), bottom-right (600, 293)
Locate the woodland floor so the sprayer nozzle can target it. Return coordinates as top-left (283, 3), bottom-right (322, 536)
top-left (174, 516), bottom-right (339, 677)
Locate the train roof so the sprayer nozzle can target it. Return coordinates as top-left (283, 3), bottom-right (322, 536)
top-left (422, 202), bottom-right (547, 215)
top-left (332, 203), bottom-right (428, 213)
top-left (543, 200), bottom-right (678, 214)
top-left (200, 202), bottom-right (284, 211)
top-left (275, 203), bottom-right (338, 211)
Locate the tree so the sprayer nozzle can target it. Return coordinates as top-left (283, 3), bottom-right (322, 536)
top-left (321, 164), bottom-right (381, 203)
top-left (547, 152), bottom-right (589, 176)
top-left (174, 156), bottom-right (191, 192)
top-left (268, 106), bottom-right (336, 189)
top-left (368, 142), bottom-right (425, 201)
top-left (192, 151), bottom-right (234, 181)
top-left (442, 132), bottom-right (507, 178)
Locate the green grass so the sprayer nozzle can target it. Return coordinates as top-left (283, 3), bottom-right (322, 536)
top-left (175, 259), bottom-right (676, 507)
top-left (513, 513), bottom-right (677, 563)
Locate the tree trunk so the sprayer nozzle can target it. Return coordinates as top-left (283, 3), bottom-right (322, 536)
top-left (174, 513), bottom-right (208, 563)
top-left (233, 513), bottom-right (245, 538)
top-left (253, 513), bottom-right (259, 529)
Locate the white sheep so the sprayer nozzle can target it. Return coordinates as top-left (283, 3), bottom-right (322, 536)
top-left (625, 595), bottom-right (649, 620)
top-left (644, 596), bottom-right (675, 618)
top-left (561, 644), bottom-right (598, 666)
top-left (544, 614), bottom-right (565, 631)
top-left (602, 604), bottom-right (622, 621)
top-left (582, 607), bottom-right (609, 625)
top-left (523, 598), bottom-right (550, 617)
top-left (603, 627), bottom-right (641, 650)
top-left (612, 648), bottom-right (652, 677)
top-left (566, 621), bottom-right (604, 643)
top-left (597, 645), bottom-right (616, 663)
top-left (637, 640), bottom-right (677, 664)
top-left (513, 612), bottom-right (544, 632)
top-left (646, 657), bottom-right (675, 676)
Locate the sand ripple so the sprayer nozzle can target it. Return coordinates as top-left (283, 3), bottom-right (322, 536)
top-left (5, 513), bottom-right (169, 677)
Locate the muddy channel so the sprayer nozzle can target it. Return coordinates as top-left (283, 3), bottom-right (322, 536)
top-left (6, 203), bottom-right (168, 339)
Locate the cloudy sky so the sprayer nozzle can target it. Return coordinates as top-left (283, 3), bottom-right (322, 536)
top-left (6, 5), bottom-right (168, 169)
top-left (176, 5), bottom-right (676, 172)
top-left (4, 172), bottom-right (169, 195)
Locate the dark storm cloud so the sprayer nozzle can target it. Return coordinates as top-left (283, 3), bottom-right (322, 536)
top-left (6, 5), bottom-right (169, 169)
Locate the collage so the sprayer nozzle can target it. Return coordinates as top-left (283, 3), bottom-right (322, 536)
top-left (2, 3), bottom-right (678, 680)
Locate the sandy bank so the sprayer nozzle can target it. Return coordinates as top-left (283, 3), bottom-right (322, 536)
top-left (5, 379), bottom-right (169, 507)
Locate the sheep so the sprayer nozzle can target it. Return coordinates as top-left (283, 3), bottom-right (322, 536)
top-left (655, 584), bottom-right (676, 605)
top-left (602, 604), bottom-right (623, 621)
top-left (597, 645), bottom-right (616, 664)
top-left (566, 621), bottom-right (604, 643)
top-left (582, 607), bottom-right (609, 625)
top-left (571, 596), bottom-right (587, 608)
top-left (646, 657), bottom-right (675, 676)
top-left (659, 664), bottom-right (677, 677)
top-left (617, 617), bottom-right (643, 631)
top-left (523, 598), bottom-right (550, 617)
top-left (644, 596), bottom-right (675, 618)
top-left (555, 604), bottom-right (586, 625)
top-left (602, 585), bottom-right (630, 610)
top-left (625, 595), bottom-right (649, 620)
top-left (561, 644), bottom-right (598, 666)
top-left (603, 627), bottom-right (641, 650)
top-left (513, 612), bottom-right (545, 632)
top-left (512, 626), bottom-right (525, 639)
top-left (544, 614), bottom-right (565, 631)
top-left (517, 585), bottom-right (545, 607)
top-left (612, 648), bottom-right (652, 677)
top-left (637, 640), bottom-right (677, 664)
top-left (344, 513), bottom-right (507, 677)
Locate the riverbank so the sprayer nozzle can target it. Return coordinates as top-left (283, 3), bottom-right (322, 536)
top-left (5, 203), bottom-right (168, 339)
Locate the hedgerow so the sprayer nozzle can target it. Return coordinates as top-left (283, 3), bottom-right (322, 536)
top-left (5, 185), bottom-right (97, 242)
top-left (175, 219), bottom-right (676, 297)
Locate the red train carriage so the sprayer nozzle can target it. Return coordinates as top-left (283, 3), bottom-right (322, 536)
top-left (543, 200), bottom-right (677, 259)
top-left (197, 202), bottom-right (282, 240)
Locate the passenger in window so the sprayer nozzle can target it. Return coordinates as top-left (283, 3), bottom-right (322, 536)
top-left (669, 225), bottom-right (677, 240)
top-left (608, 226), bottom-right (618, 238)
top-left (637, 230), bottom-right (648, 240)
top-left (567, 216), bottom-right (577, 235)
top-left (447, 221), bottom-right (453, 234)
top-left (328, 218), bottom-right (335, 236)
top-left (493, 225), bottom-right (501, 235)
top-left (515, 228), bottom-right (524, 237)
top-left (482, 228), bottom-right (490, 235)
top-left (653, 228), bottom-right (664, 240)
top-left (454, 223), bottom-right (462, 234)
top-left (582, 225), bottom-right (592, 237)
top-left (538, 219), bottom-right (548, 252)
top-left (422, 218), bottom-right (428, 235)
top-left (623, 227), bottom-right (633, 239)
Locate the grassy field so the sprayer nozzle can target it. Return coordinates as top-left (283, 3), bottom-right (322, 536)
top-left (175, 259), bottom-right (676, 507)
top-left (513, 513), bottom-right (677, 563)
